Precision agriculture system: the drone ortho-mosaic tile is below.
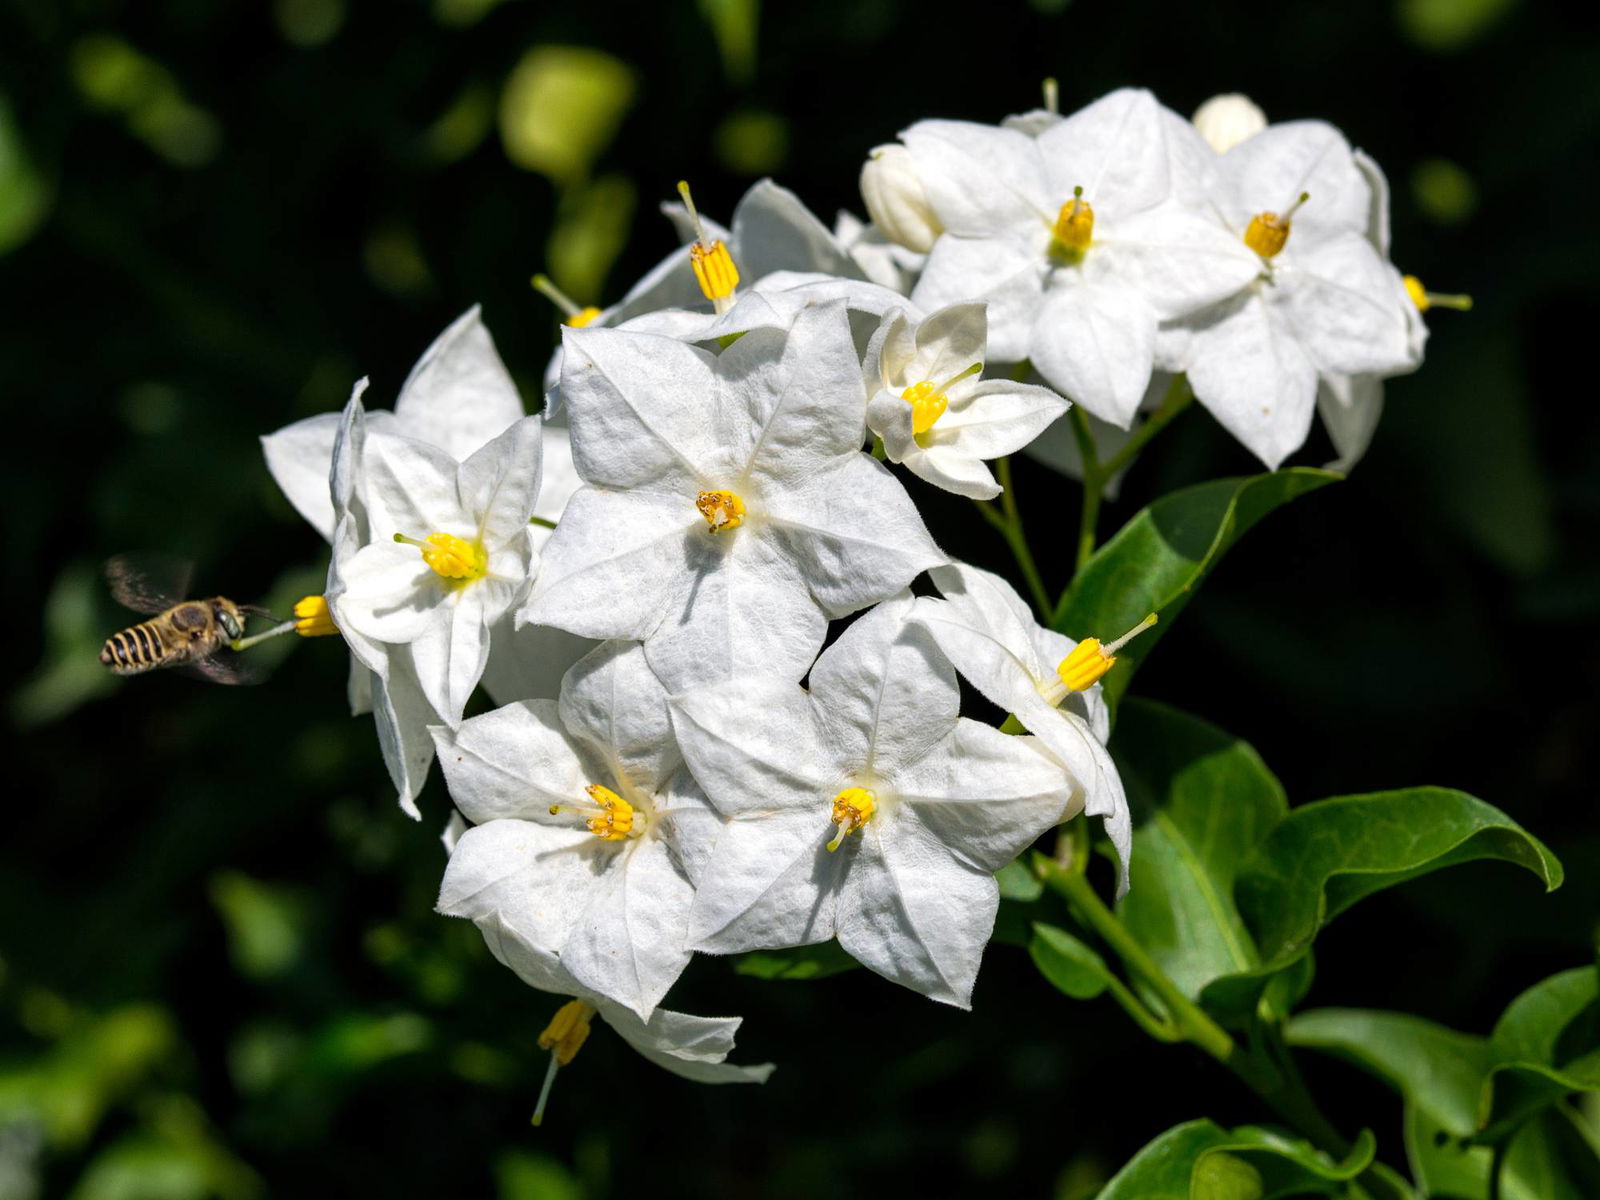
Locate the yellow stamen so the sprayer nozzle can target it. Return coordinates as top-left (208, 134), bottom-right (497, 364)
top-left (695, 489), bottom-right (746, 533)
top-left (1055, 613), bottom-right (1158, 693)
top-left (531, 273), bottom-right (601, 327)
top-left (532, 1000), bottom-right (596, 1127)
top-left (1042, 76), bottom-right (1059, 116)
top-left (826, 786), bottom-right (876, 852)
top-left (678, 180), bottom-right (740, 310)
top-left (548, 784), bottom-right (635, 841)
top-left (1243, 192), bottom-right (1309, 259)
top-left (901, 380), bottom-right (949, 436)
top-left (1403, 274), bottom-right (1473, 314)
top-left (566, 306), bottom-right (602, 328)
top-left (393, 532), bottom-right (488, 581)
top-left (292, 594), bottom-right (339, 637)
top-left (1050, 186), bottom-right (1094, 261)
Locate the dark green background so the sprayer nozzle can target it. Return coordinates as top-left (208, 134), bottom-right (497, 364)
top-left (3, 0), bottom-right (1597, 1195)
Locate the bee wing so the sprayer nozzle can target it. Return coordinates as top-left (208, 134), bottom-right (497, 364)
top-left (105, 552), bottom-right (195, 615)
top-left (179, 647), bottom-right (265, 687)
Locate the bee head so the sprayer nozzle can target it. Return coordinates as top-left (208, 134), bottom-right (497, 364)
top-left (214, 601), bottom-right (244, 642)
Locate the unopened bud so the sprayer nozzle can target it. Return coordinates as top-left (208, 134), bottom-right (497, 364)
top-left (860, 144), bottom-right (943, 255)
top-left (1192, 93), bottom-right (1267, 155)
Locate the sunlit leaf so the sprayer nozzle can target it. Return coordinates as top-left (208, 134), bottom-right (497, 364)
top-left (696, 0), bottom-right (760, 85)
top-left (734, 941), bottom-right (860, 981)
top-left (1096, 1118), bottom-right (1379, 1199)
top-left (0, 96), bottom-right (49, 254)
top-left (499, 46), bottom-right (635, 183)
top-left (545, 173), bottom-right (635, 306)
top-left (1029, 923), bottom-right (1114, 1000)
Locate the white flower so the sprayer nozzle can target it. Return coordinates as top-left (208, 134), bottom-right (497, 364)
top-left (902, 88), bottom-right (1260, 426)
top-left (473, 916), bottom-right (771, 1126)
top-left (1158, 121), bottom-right (1418, 468)
top-left (522, 301), bottom-right (946, 692)
top-left (864, 303), bottom-right (1068, 500)
top-left (909, 563), bottom-right (1135, 894)
top-left (832, 209), bottom-right (924, 294)
top-left (1192, 93), bottom-right (1267, 154)
top-left (331, 414), bottom-right (544, 726)
top-left (670, 596), bottom-right (1076, 1007)
top-left (1023, 371), bottom-right (1173, 499)
top-left (435, 641), bottom-right (720, 1019)
top-left (860, 143), bottom-right (943, 253)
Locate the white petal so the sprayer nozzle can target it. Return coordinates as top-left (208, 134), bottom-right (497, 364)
top-left (1222, 121), bottom-right (1370, 239)
top-left (1034, 87), bottom-right (1172, 216)
top-left (1280, 234), bottom-right (1416, 377)
top-left (934, 378), bottom-right (1069, 459)
top-left (731, 178), bottom-right (863, 281)
top-left (520, 487), bottom-right (694, 643)
top-left (438, 819), bottom-right (603, 950)
top-left (393, 306), bottom-right (527, 460)
top-left (597, 1002), bottom-right (774, 1085)
top-left (404, 588), bottom-right (490, 725)
top-left (762, 455), bottom-right (946, 618)
top-left (479, 614), bottom-right (594, 707)
top-left (687, 811), bottom-right (844, 952)
top-left (430, 699), bottom-right (588, 824)
top-left (911, 234), bottom-right (1046, 363)
top-left (836, 820), bottom-right (997, 1008)
top-left (261, 412), bottom-right (341, 541)
top-left (1096, 207), bottom-right (1261, 320)
top-left (1318, 374), bottom-right (1384, 471)
top-left (372, 648), bottom-right (440, 819)
top-left (457, 416), bottom-right (544, 550)
top-left (531, 417), bottom-right (582, 546)
top-left (900, 120), bottom-right (1050, 235)
top-left (925, 561), bottom-right (1047, 682)
top-left (361, 431), bottom-right (469, 539)
top-left (559, 640), bottom-right (680, 792)
top-left (333, 541), bottom-right (443, 645)
top-left (808, 595), bottom-right (959, 777)
top-left (1184, 292), bottom-right (1317, 469)
top-left (1029, 283), bottom-right (1156, 428)
top-left (912, 301), bottom-right (988, 385)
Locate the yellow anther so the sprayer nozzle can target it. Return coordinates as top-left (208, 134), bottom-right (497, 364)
top-left (1402, 274), bottom-right (1473, 314)
top-left (901, 380), bottom-right (949, 436)
top-left (548, 784), bottom-right (635, 841)
top-left (532, 999), bottom-right (597, 1127)
top-left (1243, 192), bottom-right (1309, 259)
top-left (532, 273), bottom-right (601, 328)
top-left (826, 786), bottom-right (876, 852)
top-left (696, 489), bottom-right (746, 533)
top-left (1050, 186), bottom-right (1094, 261)
top-left (394, 531), bottom-right (488, 581)
top-left (292, 594), bottom-right (339, 637)
top-left (690, 240), bottom-right (740, 302)
top-left (1055, 613), bottom-right (1159, 693)
top-left (566, 306), bottom-right (602, 328)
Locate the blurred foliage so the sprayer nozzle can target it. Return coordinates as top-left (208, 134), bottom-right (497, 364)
top-left (1, 0), bottom-right (1596, 1196)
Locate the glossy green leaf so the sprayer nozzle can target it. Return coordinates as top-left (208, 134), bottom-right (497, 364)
top-left (996, 858), bottom-right (1044, 902)
top-left (1110, 701), bottom-right (1285, 1002)
top-left (1096, 1118), bottom-right (1378, 1199)
top-left (1053, 469), bottom-right (1340, 710)
top-left (1029, 922), bottom-right (1114, 1000)
top-left (733, 940), bottom-right (860, 981)
top-left (1482, 966), bottom-right (1600, 1137)
top-left (1406, 1103), bottom-right (1600, 1200)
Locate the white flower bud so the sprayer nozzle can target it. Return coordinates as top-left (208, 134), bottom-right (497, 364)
top-left (1192, 93), bottom-right (1267, 154)
top-left (860, 143), bottom-right (943, 254)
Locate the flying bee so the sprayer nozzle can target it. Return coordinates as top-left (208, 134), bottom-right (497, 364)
top-left (99, 553), bottom-right (270, 685)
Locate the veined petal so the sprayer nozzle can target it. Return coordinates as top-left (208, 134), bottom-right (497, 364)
top-left (1318, 374), bottom-right (1384, 471)
top-left (686, 810), bottom-right (844, 952)
top-left (559, 640), bottom-right (680, 793)
top-left (372, 647), bottom-right (441, 820)
top-left (598, 1001), bottom-right (774, 1085)
top-left (431, 699), bottom-right (590, 824)
top-left (1095, 208), bottom-right (1261, 321)
top-left (1222, 120), bottom-right (1371, 240)
top-left (333, 541), bottom-right (443, 645)
top-left (261, 412), bottom-right (341, 541)
top-left (559, 326), bottom-right (729, 491)
top-left (361, 430), bottom-right (469, 539)
top-left (900, 119), bottom-right (1050, 235)
top-left (1280, 234), bottom-right (1416, 377)
top-left (902, 443), bottom-right (1003, 500)
top-left (1184, 292), bottom-right (1318, 469)
top-left (519, 487), bottom-right (694, 643)
top-left (479, 614), bottom-right (594, 707)
top-left (731, 178), bottom-right (864, 282)
top-left (393, 306), bottom-right (527, 461)
top-left (808, 595), bottom-right (958, 778)
top-left (410, 586), bottom-right (491, 725)
top-left (1035, 87), bottom-right (1172, 216)
top-left (912, 234), bottom-right (1046, 363)
top-left (1029, 283), bottom-right (1157, 428)
top-left (458, 416), bottom-right (544, 550)
top-left (438, 819), bottom-right (603, 950)
top-left (911, 301), bottom-right (988, 387)
top-left (925, 561), bottom-right (1048, 682)
top-left (531, 417), bottom-right (582, 548)
top-left (761, 455), bottom-right (946, 618)
top-left (836, 818), bottom-right (998, 1009)
top-left (933, 379), bottom-right (1069, 459)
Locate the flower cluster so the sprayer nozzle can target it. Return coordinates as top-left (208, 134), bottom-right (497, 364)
top-left (261, 84), bottom-right (1450, 1116)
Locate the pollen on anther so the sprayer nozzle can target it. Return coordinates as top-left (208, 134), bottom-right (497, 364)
top-left (292, 594), bottom-right (339, 637)
top-left (696, 489), bottom-right (746, 533)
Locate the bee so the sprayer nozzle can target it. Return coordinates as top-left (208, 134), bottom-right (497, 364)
top-left (99, 553), bottom-right (267, 684)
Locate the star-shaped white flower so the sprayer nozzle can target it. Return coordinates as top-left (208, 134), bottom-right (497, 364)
top-left (864, 302), bottom-right (1068, 499)
top-left (473, 915), bottom-right (771, 1125)
top-left (909, 563), bottom-right (1133, 894)
top-left (331, 413), bottom-right (543, 726)
top-left (902, 88), bottom-right (1261, 426)
top-left (521, 301), bottom-right (946, 692)
top-left (1159, 121), bottom-right (1419, 468)
top-left (435, 641), bottom-right (720, 1019)
top-left (671, 596), bottom-right (1076, 1007)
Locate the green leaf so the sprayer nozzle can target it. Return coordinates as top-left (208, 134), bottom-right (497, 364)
top-left (1095, 1118), bottom-right (1378, 1199)
top-left (1406, 1104), bottom-right (1600, 1200)
top-left (1029, 923), bottom-right (1114, 1000)
top-left (1053, 469), bottom-right (1340, 710)
top-left (733, 940), bottom-right (860, 981)
top-left (1110, 700), bottom-right (1285, 1003)
top-left (1482, 966), bottom-right (1600, 1137)
top-left (1237, 787), bottom-right (1563, 972)
top-left (996, 858), bottom-right (1044, 902)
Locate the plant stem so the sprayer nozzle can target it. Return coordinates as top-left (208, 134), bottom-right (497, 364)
top-left (1067, 408), bottom-right (1102, 574)
top-left (1097, 377), bottom-right (1193, 481)
top-left (974, 458), bottom-right (1052, 618)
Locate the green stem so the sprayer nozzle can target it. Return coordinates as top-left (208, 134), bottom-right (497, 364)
top-left (1487, 1135), bottom-right (1510, 1200)
top-left (529, 515), bottom-right (557, 530)
top-left (1096, 376), bottom-right (1193, 481)
top-left (1067, 409), bottom-right (1102, 575)
top-left (973, 458), bottom-right (1052, 619)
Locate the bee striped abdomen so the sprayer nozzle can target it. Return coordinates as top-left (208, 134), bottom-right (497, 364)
top-left (101, 619), bottom-right (171, 674)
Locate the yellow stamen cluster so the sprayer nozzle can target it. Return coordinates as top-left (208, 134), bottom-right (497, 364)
top-left (1051, 187), bottom-right (1094, 261)
top-left (1243, 192), bottom-right (1309, 259)
top-left (1403, 274), bottom-right (1473, 314)
top-left (690, 240), bottom-right (740, 303)
top-left (394, 531), bottom-right (488, 581)
top-left (566, 306), bottom-right (602, 328)
top-left (901, 380), bottom-right (949, 436)
top-left (1054, 613), bottom-right (1159, 694)
top-left (292, 594), bottom-right (339, 637)
top-left (549, 784), bottom-right (635, 841)
top-left (696, 489), bottom-right (746, 533)
top-left (532, 999), bottom-right (597, 1127)
top-left (826, 786), bottom-right (876, 852)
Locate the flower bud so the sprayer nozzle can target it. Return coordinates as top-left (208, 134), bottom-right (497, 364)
top-left (860, 144), bottom-right (943, 254)
top-left (1192, 93), bottom-right (1267, 154)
